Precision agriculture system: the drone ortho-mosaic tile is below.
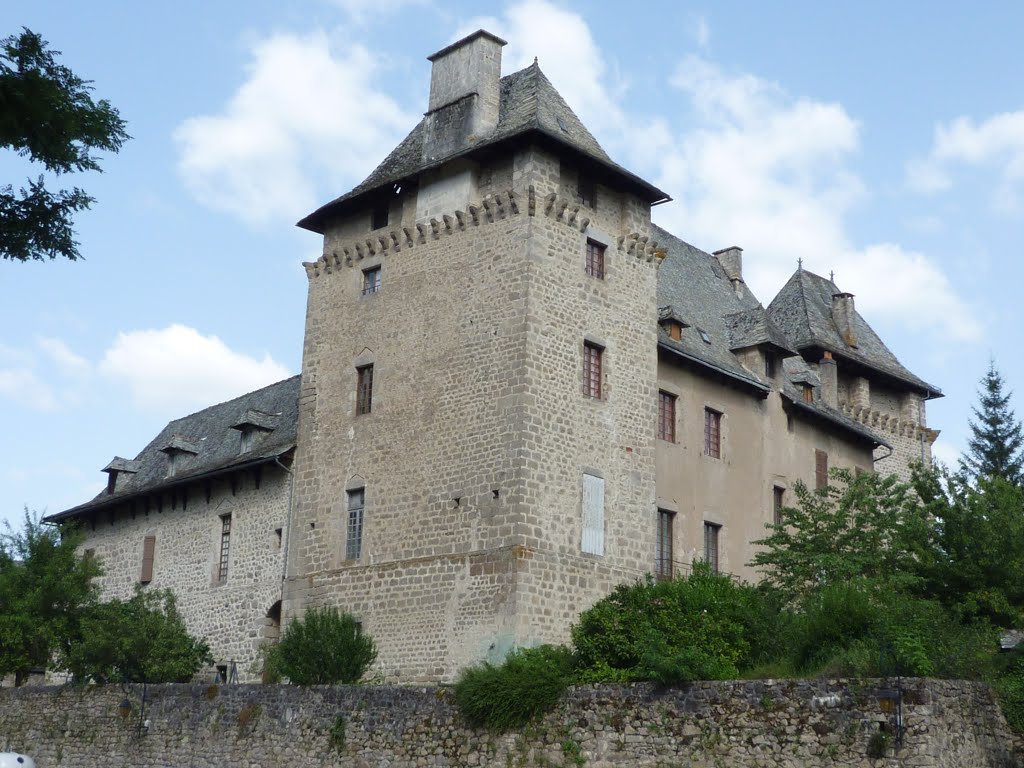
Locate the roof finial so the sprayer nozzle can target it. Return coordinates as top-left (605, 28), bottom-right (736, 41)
top-left (797, 257), bottom-right (803, 271)
top-left (830, 269), bottom-right (835, 281)
top-left (533, 56), bottom-right (538, 65)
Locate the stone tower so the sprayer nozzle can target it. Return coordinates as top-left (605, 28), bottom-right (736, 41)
top-left (282, 30), bottom-right (671, 681)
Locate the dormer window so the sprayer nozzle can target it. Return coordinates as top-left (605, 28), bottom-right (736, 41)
top-left (764, 352), bottom-right (777, 379)
top-left (803, 384), bottom-right (814, 403)
top-left (102, 457), bottom-right (140, 494)
top-left (159, 436), bottom-right (200, 478)
top-left (230, 409), bottom-right (279, 455)
top-left (658, 307), bottom-right (690, 341)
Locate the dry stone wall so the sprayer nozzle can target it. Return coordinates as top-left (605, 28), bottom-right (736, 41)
top-left (1, 679), bottom-right (1020, 767)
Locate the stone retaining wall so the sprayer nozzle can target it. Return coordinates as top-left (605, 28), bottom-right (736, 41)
top-left (0, 679), bottom-right (1020, 767)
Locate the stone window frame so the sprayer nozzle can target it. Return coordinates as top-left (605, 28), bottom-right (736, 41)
top-left (772, 485), bottom-right (786, 527)
top-left (362, 265), bottom-right (382, 296)
top-left (356, 364), bottom-right (374, 415)
top-left (217, 513), bottom-right (232, 583)
top-left (582, 339), bottom-right (605, 399)
top-left (581, 469), bottom-right (605, 557)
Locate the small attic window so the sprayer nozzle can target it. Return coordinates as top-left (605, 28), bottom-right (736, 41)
top-left (556, 116), bottom-right (569, 134)
top-left (697, 328), bottom-right (712, 344)
top-left (577, 176), bottom-right (596, 209)
top-left (803, 384), bottom-right (814, 403)
top-left (231, 409), bottom-right (279, 455)
top-left (666, 320), bottom-right (683, 341)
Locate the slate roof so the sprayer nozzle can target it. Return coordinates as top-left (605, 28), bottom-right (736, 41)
top-left (654, 224), bottom-right (887, 447)
top-left (47, 376), bottom-right (300, 522)
top-left (297, 62), bottom-right (670, 233)
top-left (766, 268), bottom-right (941, 396)
top-left (654, 224), bottom-right (769, 393)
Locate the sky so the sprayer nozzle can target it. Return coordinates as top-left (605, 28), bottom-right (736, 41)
top-left (2, 1), bottom-right (1023, 527)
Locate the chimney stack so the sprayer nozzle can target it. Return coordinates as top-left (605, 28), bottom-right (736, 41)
top-left (831, 292), bottom-right (858, 347)
top-left (818, 351), bottom-right (838, 408)
top-left (713, 246), bottom-right (744, 297)
top-left (422, 30), bottom-right (507, 161)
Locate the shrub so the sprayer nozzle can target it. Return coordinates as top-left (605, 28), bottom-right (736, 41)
top-left (990, 649), bottom-right (1024, 734)
top-left (264, 607), bottom-right (376, 684)
top-left (571, 565), bottom-right (781, 682)
top-left (454, 645), bottom-right (575, 731)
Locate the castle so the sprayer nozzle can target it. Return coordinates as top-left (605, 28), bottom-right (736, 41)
top-left (48, 30), bottom-right (940, 683)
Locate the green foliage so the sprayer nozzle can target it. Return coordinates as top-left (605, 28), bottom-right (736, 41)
top-left (961, 361), bottom-right (1024, 485)
top-left (329, 714), bottom-right (347, 752)
top-left (991, 650), bottom-right (1024, 734)
top-left (0, 28), bottom-right (129, 262)
top-left (453, 645), bottom-right (575, 731)
top-left (866, 731), bottom-right (890, 759)
top-left (571, 565), bottom-right (782, 683)
top-left (915, 467), bottom-right (1024, 628)
top-left (263, 607), bottom-right (376, 685)
top-left (752, 469), bottom-right (930, 604)
top-left (57, 587), bottom-right (212, 683)
top-left (0, 509), bottom-right (101, 684)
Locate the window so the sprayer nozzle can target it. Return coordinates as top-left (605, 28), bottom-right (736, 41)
top-left (167, 451), bottom-right (179, 478)
top-left (578, 176), bottom-right (596, 208)
top-left (697, 328), bottom-right (711, 344)
top-left (581, 473), bottom-right (605, 555)
top-left (346, 488), bottom-right (365, 561)
top-left (140, 535), bottom-right (156, 584)
top-left (362, 266), bottom-right (381, 296)
top-left (239, 428), bottom-right (254, 454)
top-left (585, 239), bottom-right (605, 279)
top-left (656, 509), bottom-right (674, 580)
top-left (667, 320), bottom-right (683, 341)
top-left (356, 364), bottom-right (374, 415)
top-left (583, 342), bottom-right (603, 399)
top-left (773, 486), bottom-right (785, 526)
top-left (815, 449), bottom-right (829, 489)
top-left (704, 408), bottom-right (721, 459)
top-left (218, 514), bottom-right (231, 582)
top-left (704, 522), bottom-right (720, 574)
top-left (658, 391), bottom-right (676, 442)
top-left (803, 384), bottom-right (814, 403)
top-left (371, 204), bottom-right (388, 230)
top-left (765, 352), bottom-right (776, 379)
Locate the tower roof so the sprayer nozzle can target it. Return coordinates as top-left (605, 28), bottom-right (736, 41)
top-left (297, 62), bottom-right (670, 233)
top-left (766, 268), bottom-right (941, 397)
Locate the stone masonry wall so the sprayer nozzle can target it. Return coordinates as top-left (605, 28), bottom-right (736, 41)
top-left (286, 144), bottom-right (664, 681)
top-left (78, 466), bottom-right (289, 681)
top-left (1, 679), bottom-right (1020, 767)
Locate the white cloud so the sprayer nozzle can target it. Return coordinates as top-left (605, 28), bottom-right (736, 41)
top-left (648, 55), bottom-right (980, 342)
top-left (0, 367), bottom-right (57, 411)
top-left (174, 31), bottom-right (415, 225)
top-left (99, 325), bottom-right (291, 414)
top-left (37, 336), bottom-right (90, 377)
top-left (908, 110), bottom-right (1024, 206)
top-left (931, 438), bottom-right (961, 471)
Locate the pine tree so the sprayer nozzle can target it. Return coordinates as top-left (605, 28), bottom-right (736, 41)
top-left (961, 361), bottom-right (1024, 485)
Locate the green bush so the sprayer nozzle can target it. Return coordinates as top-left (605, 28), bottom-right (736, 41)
top-left (571, 565), bottom-right (782, 682)
top-left (454, 645), bottom-right (575, 731)
top-left (264, 607), bottom-right (376, 684)
top-left (58, 588), bottom-right (211, 683)
top-left (990, 649), bottom-right (1024, 734)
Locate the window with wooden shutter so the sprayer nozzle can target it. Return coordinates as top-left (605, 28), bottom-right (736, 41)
top-left (815, 449), bottom-right (829, 489)
top-left (140, 535), bottom-right (156, 583)
top-left (581, 473), bottom-right (605, 556)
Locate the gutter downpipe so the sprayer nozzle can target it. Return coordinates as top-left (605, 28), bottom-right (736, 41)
top-left (273, 456), bottom-right (295, 584)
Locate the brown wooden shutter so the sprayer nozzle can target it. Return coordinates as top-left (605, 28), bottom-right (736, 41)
top-left (141, 535), bottom-right (156, 583)
top-left (815, 450), bottom-right (828, 489)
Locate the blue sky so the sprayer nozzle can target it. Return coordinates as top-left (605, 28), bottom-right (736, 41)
top-left (3, 1), bottom-right (1023, 526)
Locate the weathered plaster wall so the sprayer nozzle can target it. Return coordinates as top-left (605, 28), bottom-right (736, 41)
top-left (1, 680), bottom-right (1019, 768)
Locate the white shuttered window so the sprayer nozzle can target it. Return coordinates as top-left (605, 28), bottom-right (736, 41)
top-left (581, 473), bottom-right (605, 555)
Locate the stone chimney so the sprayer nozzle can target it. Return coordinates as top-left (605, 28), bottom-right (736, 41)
top-left (713, 246), bottom-right (744, 297)
top-left (832, 292), bottom-right (858, 347)
top-left (422, 30), bottom-right (507, 162)
top-left (818, 351), bottom-right (838, 408)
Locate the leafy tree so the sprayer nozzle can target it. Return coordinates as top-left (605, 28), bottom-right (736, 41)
top-left (961, 361), bottom-right (1024, 485)
top-left (57, 588), bottom-right (211, 684)
top-left (263, 606), bottom-right (376, 684)
top-left (915, 467), bottom-right (1024, 627)
top-left (0, 509), bottom-right (101, 685)
top-left (751, 469), bottom-right (931, 604)
top-left (1, 28), bottom-right (129, 262)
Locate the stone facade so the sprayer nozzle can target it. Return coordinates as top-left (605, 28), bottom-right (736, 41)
top-left (78, 466), bottom-right (289, 681)
top-left (49, 29), bottom-right (943, 685)
top-left (1, 680), bottom-right (1020, 767)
